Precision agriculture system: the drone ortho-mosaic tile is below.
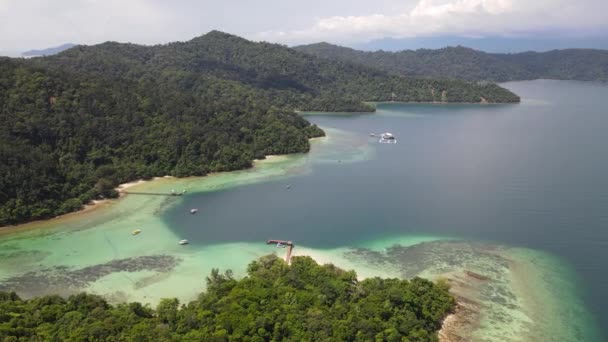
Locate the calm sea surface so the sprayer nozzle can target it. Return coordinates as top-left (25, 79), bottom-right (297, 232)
top-left (166, 80), bottom-right (608, 339)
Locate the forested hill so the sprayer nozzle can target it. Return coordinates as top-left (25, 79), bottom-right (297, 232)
top-left (295, 43), bottom-right (608, 82)
top-left (0, 255), bottom-right (455, 341)
top-left (38, 31), bottom-right (519, 105)
top-left (0, 31), bottom-right (518, 225)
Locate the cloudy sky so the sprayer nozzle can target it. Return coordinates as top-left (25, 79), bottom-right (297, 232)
top-left (1, 0), bottom-right (607, 54)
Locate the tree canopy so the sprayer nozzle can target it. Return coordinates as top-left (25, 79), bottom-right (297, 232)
top-left (295, 43), bottom-right (608, 82)
top-left (0, 255), bottom-right (455, 341)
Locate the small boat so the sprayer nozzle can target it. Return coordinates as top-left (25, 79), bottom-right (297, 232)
top-left (379, 132), bottom-right (397, 144)
top-left (286, 184), bottom-right (291, 189)
top-left (380, 132), bottom-right (395, 140)
top-left (190, 208), bottom-right (198, 214)
top-left (132, 229), bottom-right (141, 235)
top-left (179, 239), bottom-right (189, 245)
top-left (370, 133), bottom-right (375, 137)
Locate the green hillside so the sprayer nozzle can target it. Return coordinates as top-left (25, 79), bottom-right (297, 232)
top-left (295, 43), bottom-right (608, 82)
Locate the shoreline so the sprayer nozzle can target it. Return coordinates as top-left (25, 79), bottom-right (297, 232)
top-left (437, 294), bottom-right (478, 342)
top-left (297, 100), bottom-right (519, 115)
top-left (0, 133), bottom-right (325, 234)
top-left (0, 178), bottom-right (169, 236)
top-left (367, 100), bottom-right (516, 106)
top-left (438, 312), bottom-right (458, 342)
top-left (0, 171), bottom-right (255, 234)
top-left (296, 110), bottom-right (375, 115)
top-left (436, 271), bottom-right (483, 342)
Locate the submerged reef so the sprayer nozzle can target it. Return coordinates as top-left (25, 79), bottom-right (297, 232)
top-left (0, 255), bottom-right (181, 298)
top-left (344, 240), bottom-right (594, 341)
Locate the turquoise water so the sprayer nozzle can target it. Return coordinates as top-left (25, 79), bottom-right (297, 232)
top-left (1, 80), bottom-right (606, 341)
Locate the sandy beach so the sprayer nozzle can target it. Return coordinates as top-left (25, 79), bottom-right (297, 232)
top-left (83, 177), bottom-right (166, 211)
top-left (438, 312), bottom-right (459, 342)
top-left (0, 177), bottom-right (169, 235)
top-left (438, 293), bottom-right (480, 342)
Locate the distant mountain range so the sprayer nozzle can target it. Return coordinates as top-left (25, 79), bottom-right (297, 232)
top-left (352, 36), bottom-right (608, 53)
top-left (294, 43), bottom-right (608, 82)
top-left (21, 43), bottom-right (76, 57)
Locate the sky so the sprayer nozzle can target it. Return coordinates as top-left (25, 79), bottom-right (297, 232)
top-left (1, 0), bottom-right (607, 55)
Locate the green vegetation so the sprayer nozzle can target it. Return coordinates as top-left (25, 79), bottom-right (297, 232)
top-left (0, 58), bottom-right (323, 225)
top-left (295, 43), bottom-right (608, 82)
top-left (0, 255), bottom-right (455, 341)
top-left (0, 31), bottom-right (518, 225)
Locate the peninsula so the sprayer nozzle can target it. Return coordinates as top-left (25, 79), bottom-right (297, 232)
top-left (0, 31), bottom-right (519, 226)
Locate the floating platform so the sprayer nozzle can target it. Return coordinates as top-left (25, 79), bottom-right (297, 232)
top-left (122, 191), bottom-right (184, 196)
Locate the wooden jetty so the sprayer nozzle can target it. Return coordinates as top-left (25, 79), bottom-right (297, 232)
top-left (121, 190), bottom-right (185, 196)
top-left (267, 239), bottom-right (294, 264)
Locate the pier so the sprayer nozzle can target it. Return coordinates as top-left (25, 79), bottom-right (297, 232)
top-left (267, 239), bottom-right (294, 264)
top-left (121, 189), bottom-right (186, 196)
top-left (121, 191), bottom-right (183, 196)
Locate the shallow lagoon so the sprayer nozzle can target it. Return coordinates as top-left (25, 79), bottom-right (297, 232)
top-left (1, 80), bottom-right (607, 341)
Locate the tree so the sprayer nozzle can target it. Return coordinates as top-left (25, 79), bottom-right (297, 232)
top-left (94, 178), bottom-right (118, 199)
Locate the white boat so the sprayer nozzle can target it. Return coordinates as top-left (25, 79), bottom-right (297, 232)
top-left (379, 132), bottom-right (397, 144)
top-left (190, 208), bottom-right (198, 214)
top-left (179, 239), bottom-right (189, 245)
top-left (132, 229), bottom-right (142, 235)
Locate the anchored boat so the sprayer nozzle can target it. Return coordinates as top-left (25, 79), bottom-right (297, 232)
top-left (132, 229), bottom-right (141, 235)
top-left (381, 132), bottom-right (395, 140)
top-left (379, 132), bottom-right (397, 144)
top-left (179, 239), bottom-right (189, 245)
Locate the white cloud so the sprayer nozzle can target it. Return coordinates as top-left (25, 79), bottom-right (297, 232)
top-left (256, 0), bottom-right (608, 44)
top-left (411, 0), bottom-right (513, 17)
top-left (2, 0), bottom-right (403, 51)
top-left (0, 0), bottom-right (606, 52)
top-left (0, 0), bottom-right (179, 50)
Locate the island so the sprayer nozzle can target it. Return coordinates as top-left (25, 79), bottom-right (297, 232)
top-left (0, 255), bottom-right (455, 341)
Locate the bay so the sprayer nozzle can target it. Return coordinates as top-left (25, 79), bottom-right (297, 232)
top-left (1, 80), bottom-right (606, 341)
